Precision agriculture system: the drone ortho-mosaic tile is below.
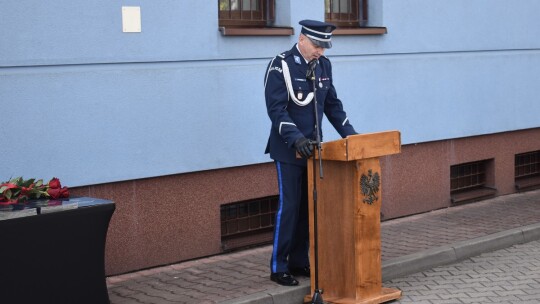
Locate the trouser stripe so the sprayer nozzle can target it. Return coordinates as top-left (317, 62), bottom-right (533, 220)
top-left (272, 161), bottom-right (284, 273)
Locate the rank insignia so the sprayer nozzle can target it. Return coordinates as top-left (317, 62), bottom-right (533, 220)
top-left (294, 55), bottom-right (301, 64)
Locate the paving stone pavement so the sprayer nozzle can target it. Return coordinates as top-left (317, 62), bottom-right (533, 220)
top-left (106, 189), bottom-right (540, 304)
top-left (386, 240), bottom-right (540, 304)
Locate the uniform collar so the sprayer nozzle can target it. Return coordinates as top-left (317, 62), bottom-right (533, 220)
top-left (295, 44), bottom-right (309, 64)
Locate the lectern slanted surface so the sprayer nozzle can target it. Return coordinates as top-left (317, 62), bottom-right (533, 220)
top-left (307, 131), bottom-right (401, 304)
top-left (319, 131), bottom-right (401, 161)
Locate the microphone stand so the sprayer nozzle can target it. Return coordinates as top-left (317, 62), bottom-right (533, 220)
top-left (307, 59), bottom-right (324, 304)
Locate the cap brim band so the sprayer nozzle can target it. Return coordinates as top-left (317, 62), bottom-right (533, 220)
top-left (308, 37), bottom-right (332, 49)
top-left (302, 25), bottom-right (333, 38)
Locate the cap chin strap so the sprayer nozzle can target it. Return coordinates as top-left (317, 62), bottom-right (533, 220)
top-left (281, 60), bottom-right (314, 107)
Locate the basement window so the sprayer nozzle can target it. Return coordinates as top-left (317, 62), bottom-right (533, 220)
top-left (515, 150), bottom-right (540, 191)
top-left (220, 196), bottom-right (278, 250)
top-left (450, 159), bottom-right (496, 204)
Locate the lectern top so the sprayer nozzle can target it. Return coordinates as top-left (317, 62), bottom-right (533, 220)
top-left (319, 130), bottom-right (401, 161)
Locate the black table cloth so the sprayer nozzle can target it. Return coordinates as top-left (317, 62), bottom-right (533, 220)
top-left (0, 197), bottom-right (115, 304)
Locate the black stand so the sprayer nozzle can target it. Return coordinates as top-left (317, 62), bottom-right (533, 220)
top-left (308, 60), bottom-right (324, 304)
top-left (311, 152), bottom-right (324, 304)
top-left (0, 198), bottom-right (115, 304)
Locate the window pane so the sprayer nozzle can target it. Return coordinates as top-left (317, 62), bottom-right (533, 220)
top-left (243, 0), bottom-right (259, 11)
top-left (336, 0), bottom-right (351, 13)
top-left (219, 0), bottom-right (230, 11)
top-left (220, 0), bottom-right (260, 11)
top-left (325, 0), bottom-right (361, 26)
top-left (326, 0), bottom-right (352, 14)
top-left (218, 0), bottom-right (268, 26)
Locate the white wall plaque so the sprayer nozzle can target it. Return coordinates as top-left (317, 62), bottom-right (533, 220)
top-left (122, 6), bottom-right (141, 33)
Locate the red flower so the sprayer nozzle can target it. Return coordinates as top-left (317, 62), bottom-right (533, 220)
top-left (47, 185), bottom-right (69, 199)
top-left (60, 187), bottom-right (69, 198)
top-left (21, 185), bottom-right (33, 196)
top-left (47, 178), bottom-right (69, 199)
top-left (48, 178), bottom-right (61, 189)
top-left (47, 187), bottom-right (61, 199)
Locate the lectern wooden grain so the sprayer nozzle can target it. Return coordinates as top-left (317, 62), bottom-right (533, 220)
top-left (305, 131), bottom-right (402, 304)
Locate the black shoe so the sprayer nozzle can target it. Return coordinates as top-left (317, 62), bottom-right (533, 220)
top-left (270, 272), bottom-right (299, 286)
top-left (289, 266), bottom-right (311, 277)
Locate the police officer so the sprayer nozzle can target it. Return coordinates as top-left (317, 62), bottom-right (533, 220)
top-left (264, 20), bottom-right (357, 286)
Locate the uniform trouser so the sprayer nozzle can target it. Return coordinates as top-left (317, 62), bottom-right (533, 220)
top-left (270, 161), bottom-right (310, 274)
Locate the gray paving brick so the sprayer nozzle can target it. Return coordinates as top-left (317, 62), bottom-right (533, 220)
top-left (109, 293), bottom-right (145, 304)
top-left (472, 285), bottom-right (505, 293)
top-left (109, 285), bottom-right (141, 297)
top-left (465, 291), bottom-right (498, 298)
top-left (517, 293), bottom-right (540, 301)
top-left (487, 295), bottom-right (521, 302)
top-left (459, 297), bottom-right (491, 304)
top-left (423, 299), bottom-right (464, 304)
top-left (438, 293), bottom-right (472, 300)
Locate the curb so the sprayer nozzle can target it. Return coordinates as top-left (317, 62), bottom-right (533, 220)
top-left (220, 285), bottom-right (310, 304)
top-left (219, 222), bottom-right (540, 304)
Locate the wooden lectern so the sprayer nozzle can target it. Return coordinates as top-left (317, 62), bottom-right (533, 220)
top-left (305, 131), bottom-right (402, 304)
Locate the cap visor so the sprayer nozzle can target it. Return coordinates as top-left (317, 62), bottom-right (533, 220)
top-left (309, 37), bottom-right (332, 49)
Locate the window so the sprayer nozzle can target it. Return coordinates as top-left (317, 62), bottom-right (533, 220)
top-left (220, 196), bottom-right (278, 250)
top-left (450, 159), bottom-right (496, 204)
top-left (515, 151), bottom-right (540, 179)
top-left (325, 0), bottom-right (366, 27)
top-left (451, 161), bottom-right (487, 192)
top-left (218, 0), bottom-right (273, 27)
top-left (218, 0), bottom-right (292, 35)
top-left (515, 150), bottom-right (540, 191)
top-left (325, 0), bottom-right (386, 35)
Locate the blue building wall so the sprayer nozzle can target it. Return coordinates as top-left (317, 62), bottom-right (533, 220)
top-left (2, 0), bottom-right (540, 186)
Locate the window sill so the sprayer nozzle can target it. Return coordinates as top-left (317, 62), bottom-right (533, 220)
top-left (515, 176), bottom-right (540, 191)
top-left (221, 230), bottom-right (273, 251)
top-left (451, 187), bottom-right (497, 205)
top-left (219, 26), bottom-right (294, 36)
top-left (333, 27), bottom-right (387, 35)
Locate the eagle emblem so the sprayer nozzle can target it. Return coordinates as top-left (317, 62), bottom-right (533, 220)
top-left (360, 169), bottom-right (380, 205)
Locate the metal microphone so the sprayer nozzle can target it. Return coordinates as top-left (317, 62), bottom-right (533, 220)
top-left (306, 59), bottom-right (317, 80)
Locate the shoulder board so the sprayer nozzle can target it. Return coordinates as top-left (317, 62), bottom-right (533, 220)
top-left (319, 54), bottom-right (330, 62)
top-left (277, 50), bottom-right (293, 59)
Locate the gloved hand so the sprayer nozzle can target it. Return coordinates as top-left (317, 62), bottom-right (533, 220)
top-left (294, 137), bottom-right (314, 158)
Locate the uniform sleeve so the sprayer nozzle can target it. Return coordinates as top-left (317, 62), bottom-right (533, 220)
top-left (264, 57), bottom-right (305, 148)
top-left (322, 60), bottom-right (357, 138)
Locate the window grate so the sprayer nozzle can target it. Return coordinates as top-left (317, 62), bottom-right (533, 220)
top-left (450, 161), bottom-right (487, 193)
top-left (220, 196), bottom-right (278, 240)
top-left (515, 151), bottom-right (540, 179)
top-left (325, 0), bottom-right (367, 27)
top-left (218, 0), bottom-right (273, 27)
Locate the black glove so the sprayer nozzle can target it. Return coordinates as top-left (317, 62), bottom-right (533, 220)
top-left (294, 137), bottom-right (314, 159)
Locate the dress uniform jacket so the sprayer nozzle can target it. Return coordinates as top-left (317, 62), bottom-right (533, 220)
top-left (264, 44), bottom-right (356, 165)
